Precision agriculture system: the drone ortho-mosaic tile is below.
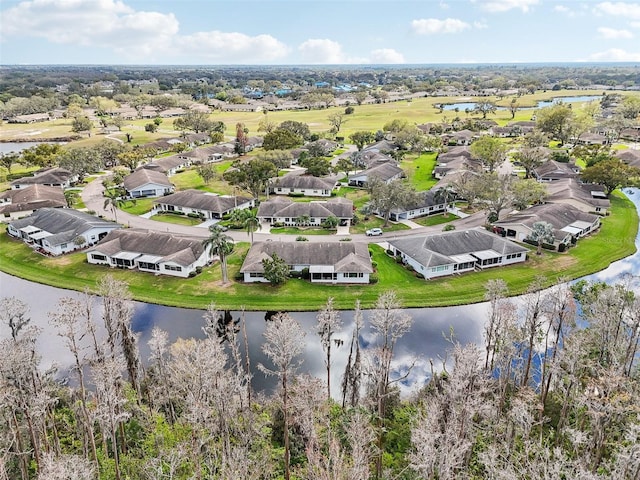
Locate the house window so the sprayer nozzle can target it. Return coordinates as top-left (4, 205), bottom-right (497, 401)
top-left (91, 254), bottom-right (107, 261)
top-left (164, 265), bottom-right (182, 272)
top-left (249, 272), bottom-right (262, 278)
top-left (61, 243), bottom-right (68, 249)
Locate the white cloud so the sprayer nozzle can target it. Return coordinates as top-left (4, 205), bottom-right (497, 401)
top-left (632, 21), bottom-right (640, 28)
top-left (475, 0), bottom-right (539, 13)
top-left (0, 0), bottom-right (290, 63)
top-left (589, 48), bottom-right (640, 61)
top-left (0, 0), bottom-right (178, 56)
top-left (298, 38), bottom-right (348, 63)
top-left (473, 21), bottom-right (489, 29)
top-left (595, 2), bottom-right (640, 19)
top-left (554, 5), bottom-right (569, 13)
top-left (598, 27), bottom-right (634, 39)
top-left (369, 48), bottom-right (405, 64)
top-left (175, 32), bottom-right (289, 62)
top-left (411, 18), bottom-right (471, 35)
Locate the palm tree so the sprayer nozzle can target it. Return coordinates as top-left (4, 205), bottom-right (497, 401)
top-left (244, 211), bottom-right (260, 243)
top-left (203, 225), bottom-right (234, 284)
top-left (528, 221), bottom-right (556, 255)
top-left (103, 188), bottom-right (133, 224)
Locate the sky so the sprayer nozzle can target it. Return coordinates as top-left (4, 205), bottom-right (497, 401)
top-left (1, 0), bottom-right (640, 65)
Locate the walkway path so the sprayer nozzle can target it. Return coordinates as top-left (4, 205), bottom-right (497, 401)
top-left (81, 175), bottom-right (488, 244)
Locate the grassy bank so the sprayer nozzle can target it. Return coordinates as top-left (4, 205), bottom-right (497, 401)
top-left (0, 193), bottom-right (636, 311)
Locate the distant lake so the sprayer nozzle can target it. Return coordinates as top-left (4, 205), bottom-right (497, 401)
top-left (440, 95), bottom-right (603, 111)
top-left (0, 141), bottom-right (65, 155)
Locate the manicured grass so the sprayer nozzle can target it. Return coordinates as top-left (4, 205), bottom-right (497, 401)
top-left (413, 214), bottom-right (459, 227)
top-left (349, 217), bottom-right (411, 234)
top-left (401, 152), bottom-right (438, 191)
top-left (120, 198), bottom-right (155, 215)
top-left (0, 192), bottom-right (636, 310)
top-left (170, 164), bottom-right (235, 195)
top-left (150, 213), bottom-right (203, 226)
top-left (270, 227), bottom-right (335, 235)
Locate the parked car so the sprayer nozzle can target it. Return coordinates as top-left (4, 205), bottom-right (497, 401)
top-left (366, 228), bottom-right (383, 236)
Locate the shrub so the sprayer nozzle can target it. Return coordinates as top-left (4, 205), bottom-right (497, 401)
top-left (415, 272), bottom-right (425, 279)
top-left (288, 192), bottom-right (305, 197)
top-left (301, 267), bottom-right (310, 280)
top-left (371, 261), bottom-right (378, 268)
top-left (195, 266), bottom-right (203, 274)
top-left (188, 271), bottom-right (196, 278)
top-left (386, 249), bottom-right (395, 256)
top-left (296, 236), bottom-right (308, 241)
top-left (290, 270), bottom-right (302, 279)
top-left (175, 168), bottom-right (186, 173)
top-left (345, 106), bottom-right (355, 115)
top-left (558, 243), bottom-right (567, 253)
top-left (523, 238), bottom-right (557, 251)
top-left (187, 212), bottom-right (203, 219)
top-left (234, 271), bottom-right (244, 281)
top-left (369, 274), bottom-right (379, 284)
top-left (339, 237), bottom-right (352, 241)
top-left (273, 222), bottom-right (284, 227)
top-left (443, 224), bottom-right (456, 231)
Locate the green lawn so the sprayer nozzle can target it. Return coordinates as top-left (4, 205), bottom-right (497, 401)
top-left (413, 213), bottom-right (459, 227)
top-left (150, 213), bottom-right (203, 226)
top-left (401, 152), bottom-right (438, 191)
top-left (349, 217), bottom-right (411, 234)
top-left (0, 192), bottom-right (636, 310)
top-left (270, 227), bottom-right (336, 235)
top-left (120, 197), bottom-right (155, 215)
top-left (169, 162), bottom-right (235, 194)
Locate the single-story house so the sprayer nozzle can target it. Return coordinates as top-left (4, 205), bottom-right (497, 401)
top-left (178, 146), bottom-right (224, 164)
top-left (348, 163), bottom-right (404, 187)
top-left (544, 179), bottom-right (610, 215)
top-left (271, 174), bottom-right (337, 197)
top-left (443, 129), bottom-right (475, 146)
top-left (0, 185), bottom-right (67, 222)
top-left (240, 241), bottom-right (373, 284)
top-left (533, 160), bottom-right (581, 182)
top-left (8, 113), bottom-right (50, 124)
top-left (123, 169), bottom-right (174, 198)
top-left (7, 207), bottom-right (120, 255)
top-left (11, 167), bottom-right (78, 190)
top-left (182, 132), bottom-right (211, 147)
top-left (388, 229), bottom-right (528, 280)
top-left (575, 132), bottom-right (609, 145)
top-left (388, 190), bottom-right (447, 221)
top-left (158, 108), bottom-right (186, 118)
top-left (143, 155), bottom-right (191, 176)
top-left (257, 197), bottom-right (353, 226)
top-left (86, 229), bottom-right (210, 278)
top-left (154, 190), bottom-right (255, 219)
top-left (433, 155), bottom-right (483, 179)
top-left (493, 203), bottom-right (601, 247)
top-left (615, 149), bottom-right (640, 169)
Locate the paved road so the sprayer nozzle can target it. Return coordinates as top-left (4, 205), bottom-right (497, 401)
top-left (81, 173), bottom-right (488, 244)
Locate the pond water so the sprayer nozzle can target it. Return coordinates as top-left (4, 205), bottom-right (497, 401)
top-left (440, 95), bottom-right (603, 111)
top-left (0, 141), bottom-right (65, 155)
top-left (0, 188), bottom-right (638, 396)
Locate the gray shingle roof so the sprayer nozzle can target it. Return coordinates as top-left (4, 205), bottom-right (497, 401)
top-left (273, 174), bottom-right (336, 190)
top-left (144, 155), bottom-right (188, 173)
top-left (240, 242), bottom-right (373, 274)
top-left (0, 185), bottom-right (66, 214)
top-left (349, 162), bottom-right (403, 182)
top-left (494, 203), bottom-right (599, 240)
top-left (155, 190), bottom-right (252, 214)
top-left (545, 179), bottom-right (610, 210)
top-left (9, 208), bottom-right (119, 245)
top-left (11, 167), bottom-right (74, 186)
top-left (88, 229), bottom-right (205, 267)
top-left (124, 169), bottom-right (172, 190)
top-left (257, 197), bottom-right (353, 219)
top-left (389, 229), bottom-right (528, 268)
top-left (534, 160), bottom-right (580, 179)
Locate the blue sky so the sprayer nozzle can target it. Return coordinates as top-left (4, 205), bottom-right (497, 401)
top-left (1, 0), bottom-right (640, 64)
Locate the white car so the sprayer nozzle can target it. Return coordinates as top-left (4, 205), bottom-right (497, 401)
top-left (366, 228), bottom-right (383, 236)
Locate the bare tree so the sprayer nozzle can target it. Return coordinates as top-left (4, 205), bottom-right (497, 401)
top-left (37, 453), bottom-right (95, 480)
top-left (258, 313), bottom-right (306, 480)
top-left (316, 297), bottom-right (343, 400)
top-left (367, 291), bottom-right (413, 478)
top-left (342, 301), bottom-right (364, 408)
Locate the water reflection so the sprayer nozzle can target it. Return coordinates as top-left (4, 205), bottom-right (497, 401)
top-left (440, 95), bottom-right (603, 111)
top-left (0, 187), bottom-right (637, 397)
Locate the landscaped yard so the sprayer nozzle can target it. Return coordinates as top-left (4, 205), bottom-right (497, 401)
top-left (0, 191), bottom-right (636, 310)
top-left (401, 152), bottom-right (438, 191)
top-left (150, 212), bottom-right (204, 226)
top-left (120, 197), bottom-right (155, 215)
top-left (270, 227), bottom-right (336, 235)
top-left (412, 213), bottom-right (459, 227)
top-left (170, 162), bottom-right (235, 194)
